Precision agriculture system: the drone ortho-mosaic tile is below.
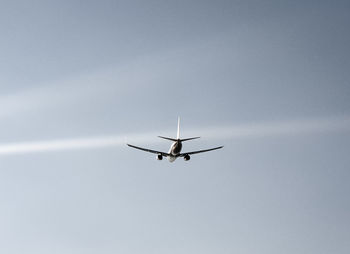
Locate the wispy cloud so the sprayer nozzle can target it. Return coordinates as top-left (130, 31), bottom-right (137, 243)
top-left (199, 115), bottom-right (350, 140)
top-left (0, 54), bottom-right (167, 118)
top-left (0, 116), bottom-right (349, 156)
top-left (0, 67), bottom-right (127, 118)
top-left (0, 132), bottom-right (157, 156)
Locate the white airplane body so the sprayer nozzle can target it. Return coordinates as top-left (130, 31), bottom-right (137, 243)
top-left (127, 118), bottom-right (223, 162)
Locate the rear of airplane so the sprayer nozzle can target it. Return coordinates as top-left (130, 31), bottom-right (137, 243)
top-left (127, 117), bottom-right (223, 162)
top-left (158, 117), bottom-right (200, 142)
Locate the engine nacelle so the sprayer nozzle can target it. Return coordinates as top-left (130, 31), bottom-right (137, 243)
top-left (157, 154), bottom-right (163, 160)
top-left (184, 154), bottom-right (190, 161)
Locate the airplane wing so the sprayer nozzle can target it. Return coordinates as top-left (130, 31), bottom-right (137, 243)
top-left (127, 143), bottom-right (170, 157)
top-left (178, 146), bottom-right (223, 157)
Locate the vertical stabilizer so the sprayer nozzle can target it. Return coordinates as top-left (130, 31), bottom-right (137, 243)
top-left (177, 117), bottom-right (180, 139)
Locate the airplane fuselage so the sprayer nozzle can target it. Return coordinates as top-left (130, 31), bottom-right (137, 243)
top-left (168, 141), bottom-right (182, 162)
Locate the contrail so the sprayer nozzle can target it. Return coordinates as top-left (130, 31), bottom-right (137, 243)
top-left (0, 133), bottom-right (158, 156)
top-left (0, 116), bottom-right (349, 156)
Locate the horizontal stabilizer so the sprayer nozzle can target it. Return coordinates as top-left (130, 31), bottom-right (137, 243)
top-left (158, 136), bottom-right (200, 142)
top-left (158, 136), bottom-right (178, 142)
top-left (179, 137), bottom-right (200, 142)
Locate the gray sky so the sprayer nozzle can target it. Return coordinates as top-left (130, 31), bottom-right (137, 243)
top-left (0, 0), bottom-right (349, 253)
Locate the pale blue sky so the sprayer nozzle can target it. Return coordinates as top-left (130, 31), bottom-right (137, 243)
top-left (0, 1), bottom-right (349, 253)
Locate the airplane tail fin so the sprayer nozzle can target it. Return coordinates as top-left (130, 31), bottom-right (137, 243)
top-left (158, 117), bottom-right (200, 142)
top-left (177, 117), bottom-right (180, 139)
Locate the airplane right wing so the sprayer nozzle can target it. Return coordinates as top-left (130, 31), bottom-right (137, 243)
top-left (178, 146), bottom-right (223, 156)
top-left (127, 143), bottom-right (170, 157)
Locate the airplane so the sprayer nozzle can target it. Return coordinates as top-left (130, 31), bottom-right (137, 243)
top-left (127, 118), bottom-right (223, 162)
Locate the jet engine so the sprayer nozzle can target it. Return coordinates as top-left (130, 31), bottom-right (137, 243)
top-left (157, 154), bottom-right (163, 160)
top-left (184, 154), bottom-right (190, 161)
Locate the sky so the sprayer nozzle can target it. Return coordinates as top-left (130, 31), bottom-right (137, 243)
top-left (0, 0), bottom-right (349, 253)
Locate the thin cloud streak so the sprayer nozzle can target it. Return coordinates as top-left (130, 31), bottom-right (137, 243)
top-left (0, 67), bottom-right (126, 118)
top-left (0, 116), bottom-right (349, 156)
top-left (0, 133), bottom-right (158, 156)
top-left (201, 115), bottom-right (350, 140)
top-left (0, 49), bottom-right (189, 119)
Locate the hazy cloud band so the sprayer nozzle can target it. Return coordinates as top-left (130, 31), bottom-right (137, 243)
top-left (0, 116), bottom-right (349, 156)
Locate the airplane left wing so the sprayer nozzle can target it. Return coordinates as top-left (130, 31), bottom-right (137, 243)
top-left (127, 144), bottom-right (170, 157)
top-left (178, 146), bottom-right (223, 157)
